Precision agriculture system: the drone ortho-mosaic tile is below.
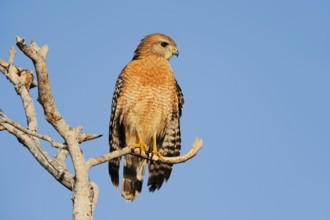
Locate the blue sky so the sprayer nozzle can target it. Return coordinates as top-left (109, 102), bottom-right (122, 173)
top-left (1, 0), bottom-right (330, 219)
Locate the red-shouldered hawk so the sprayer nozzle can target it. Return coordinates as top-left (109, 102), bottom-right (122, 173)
top-left (108, 33), bottom-right (184, 201)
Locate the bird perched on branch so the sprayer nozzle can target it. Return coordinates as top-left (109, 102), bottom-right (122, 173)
top-left (108, 33), bottom-right (184, 201)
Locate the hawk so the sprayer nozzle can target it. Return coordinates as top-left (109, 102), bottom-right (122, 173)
top-left (108, 33), bottom-right (184, 201)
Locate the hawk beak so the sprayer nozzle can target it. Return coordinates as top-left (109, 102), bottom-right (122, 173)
top-left (172, 47), bottom-right (179, 57)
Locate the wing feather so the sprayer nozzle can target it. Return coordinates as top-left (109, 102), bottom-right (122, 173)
top-left (108, 73), bottom-right (125, 187)
top-left (147, 81), bottom-right (184, 191)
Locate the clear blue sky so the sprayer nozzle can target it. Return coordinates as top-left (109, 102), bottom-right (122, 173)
top-left (1, 0), bottom-right (329, 219)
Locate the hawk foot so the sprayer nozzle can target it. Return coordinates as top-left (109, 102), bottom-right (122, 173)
top-left (131, 133), bottom-right (148, 156)
top-left (151, 149), bottom-right (163, 160)
top-left (151, 133), bottom-right (163, 160)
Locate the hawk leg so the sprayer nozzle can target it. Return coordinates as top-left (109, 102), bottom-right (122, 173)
top-left (131, 133), bottom-right (148, 156)
top-left (151, 133), bottom-right (163, 159)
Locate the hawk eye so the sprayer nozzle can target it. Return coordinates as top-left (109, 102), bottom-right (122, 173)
top-left (161, 42), bottom-right (168, 47)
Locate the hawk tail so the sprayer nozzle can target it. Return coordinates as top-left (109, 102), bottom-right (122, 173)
top-left (147, 122), bottom-right (181, 192)
top-left (122, 155), bottom-right (147, 201)
top-left (108, 158), bottom-right (120, 187)
top-left (108, 121), bottom-right (124, 187)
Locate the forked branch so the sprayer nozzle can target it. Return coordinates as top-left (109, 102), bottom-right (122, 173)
top-left (1, 113), bottom-right (66, 148)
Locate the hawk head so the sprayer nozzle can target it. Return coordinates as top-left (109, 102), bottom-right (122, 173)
top-left (133, 33), bottom-right (179, 60)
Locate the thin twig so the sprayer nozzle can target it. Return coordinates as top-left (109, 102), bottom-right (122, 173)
top-left (8, 47), bottom-right (16, 65)
top-left (79, 133), bottom-right (103, 143)
top-left (0, 58), bottom-right (8, 75)
top-left (76, 126), bottom-right (103, 143)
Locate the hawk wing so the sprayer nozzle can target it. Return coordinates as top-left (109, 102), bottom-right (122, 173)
top-left (108, 72), bottom-right (125, 187)
top-left (147, 81), bottom-right (184, 191)
top-left (108, 68), bottom-right (148, 201)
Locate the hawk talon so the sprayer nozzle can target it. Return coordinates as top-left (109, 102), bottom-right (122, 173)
top-left (151, 150), bottom-right (163, 160)
top-left (131, 133), bottom-right (148, 156)
top-left (151, 133), bottom-right (163, 160)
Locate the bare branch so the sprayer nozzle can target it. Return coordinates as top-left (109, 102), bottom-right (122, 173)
top-left (1, 122), bottom-right (74, 190)
top-left (86, 137), bottom-right (203, 170)
top-left (86, 147), bottom-right (132, 170)
top-left (3, 47), bottom-right (34, 90)
top-left (16, 36), bottom-right (96, 220)
top-left (4, 47), bottom-right (19, 84)
top-left (0, 39), bottom-right (75, 191)
top-left (55, 148), bottom-right (68, 159)
top-left (0, 58), bottom-right (38, 89)
top-left (8, 47), bottom-right (16, 65)
top-left (16, 36), bottom-right (72, 135)
top-left (79, 133), bottom-right (103, 143)
top-left (53, 149), bottom-right (70, 177)
top-left (0, 115), bottom-right (5, 130)
top-left (0, 58), bottom-right (7, 74)
top-left (75, 125), bottom-right (103, 143)
top-left (160, 137), bottom-right (203, 163)
top-left (1, 115), bottom-right (66, 148)
top-left (0, 51), bottom-right (18, 84)
top-left (0, 48), bottom-right (38, 132)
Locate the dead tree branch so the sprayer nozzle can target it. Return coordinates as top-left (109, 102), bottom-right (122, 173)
top-left (0, 115), bottom-right (74, 190)
top-left (86, 137), bottom-right (203, 170)
top-left (0, 48), bottom-right (74, 190)
top-left (1, 114), bottom-right (66, 148)
top-left (16, 36), bottom-right (97, 220)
